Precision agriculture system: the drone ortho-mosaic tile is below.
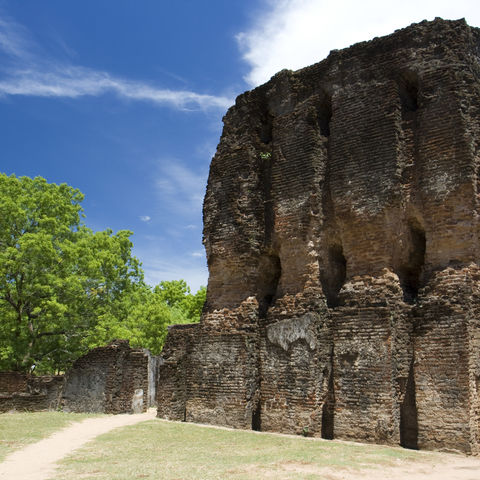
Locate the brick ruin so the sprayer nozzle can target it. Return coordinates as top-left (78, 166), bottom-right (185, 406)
top-left (157, 19), bottom-right (480, 454)
top-left (62, 340), bottom-right (160, 414)
top-left (0, 340), bottom-right (159, 414)
top-left (0, 372), bottom-right (63, 412)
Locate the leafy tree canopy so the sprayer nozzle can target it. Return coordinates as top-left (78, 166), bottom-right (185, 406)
top-left (0, 174), bottom-right (204, 373)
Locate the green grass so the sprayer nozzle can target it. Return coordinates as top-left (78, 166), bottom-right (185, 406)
top-left (0, 411), bottom-right (99, 461)
top-left (53, 420), bottom-right (432, 480)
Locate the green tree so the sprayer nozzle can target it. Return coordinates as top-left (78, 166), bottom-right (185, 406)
top-left (155, 279), bottom-right (190, 307)
top-left (156, 280), bottom-right (206, 322)
top-left (0, 174), bottom-right (142, 373)
top-left (85, 281), bottom-right (205, 355)
top-left (181, 285), bottom-right (206, 322)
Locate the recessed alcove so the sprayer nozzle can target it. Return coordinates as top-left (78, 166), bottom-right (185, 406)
top-left (260, 113), bottom-right (273, 144)
top-left (317, 95), bottom-right (332, 137)
top-left (256, 254), bottom-right (281, 318)
top-left (398, 72), bottom-right (419, 116)
top-left (397, 220), bottom-right (426, 303)
top-left (252, 402), bottom-right (262, 431)
top-left (320, 244), bottom-right (347, 308)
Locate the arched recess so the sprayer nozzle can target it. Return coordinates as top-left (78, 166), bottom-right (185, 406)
top-left (317, 94), bottom-right (332, 137)
top-left (396, 219), bottom-right (426, 303)
top-left (398, 71), bottom-right (419, 117)
top-left (320, 244), bottom-right (347, 308)
top-left (256, 254), bottom-right (281, 319)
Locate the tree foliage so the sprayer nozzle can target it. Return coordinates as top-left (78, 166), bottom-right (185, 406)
top-left (86, 281), bottom-right (206, 356)
top-left (0, 174), bottom-right (205, 373)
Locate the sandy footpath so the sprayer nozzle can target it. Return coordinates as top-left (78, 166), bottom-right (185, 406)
top-left (0, 408), bottom-right (157, 480)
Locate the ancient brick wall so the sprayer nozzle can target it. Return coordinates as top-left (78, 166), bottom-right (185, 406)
top-left (0, 342), bottom-right (158, 414)
top-left (157, 325), bottom-right (193, 420)
top-left (62, 340), bottom-right (153, 414)
top-left (0, 372), bottom-right (28, 394)
top-left (157, 18), bottom-right (480, 454)
top-left (0, 373), bottom-right (63, 412)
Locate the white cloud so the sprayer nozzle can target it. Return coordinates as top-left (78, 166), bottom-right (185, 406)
top-left (140, 215), bottom-right (151, 222)
top-left (0, 67), bottom-right (233, 110)
top-left (155, 159), bottom-right (207, 215)
top-left (0, 16), bottom-right (33, 59)
top-left (0, 15), bottom-right (232, 111)
top-left (134, 233), bottom-right (207, 292)
top-left (142, 257), bottom-right (208, 293)
top-left (237, 0), bottom-right (480, 87)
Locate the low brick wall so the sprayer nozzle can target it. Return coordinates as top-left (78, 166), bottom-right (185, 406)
top-left (1, 341), bottom-right (159, 414)
top-left (0, 374), bottom-right (64, 413)
top-left (62, 340), bottom-right (157, 414)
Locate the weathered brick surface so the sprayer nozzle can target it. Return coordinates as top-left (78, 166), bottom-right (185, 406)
top-left (0, 342), bottom-right (159, 414)
top-left (62, 340), bottom-right (152, 414)
top-left (0, 372), bottom-right (28, 394)
top-left (157, 325), bottom-right (195, 420)
top-left (0, 373), bottom-right (63, 412)
top-left (157, 19), bottom-right (480, 454)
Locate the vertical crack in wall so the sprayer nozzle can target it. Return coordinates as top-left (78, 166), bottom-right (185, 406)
top-left (316, 92), bottom-right (337, 438)
top-left (262, 145), bottom-right (275, 249)
top-left (253, 106), bottom-right (277, 431)
top-left (257, 103), bottom-right (280, 318)
top-left (321, 345), bottom-right (335, 439)
top-left (396, 72), bottom-right (425, 304)
top-left (400, 358), bottom-right (419, 449)
top-left (252, 397), bottom-right (262, 431)
top-left (254, 254), bottom-right (281, 431)
top-left (318, 93), bottom-right (346, 308)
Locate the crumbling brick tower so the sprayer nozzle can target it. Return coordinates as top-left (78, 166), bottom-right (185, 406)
top-left (158, 18), bottom-right (480, 454)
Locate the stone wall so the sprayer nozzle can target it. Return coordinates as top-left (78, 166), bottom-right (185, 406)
top-left (0, 373), bottom-right (63, 412)
top-left (62, 340), bottom-right (154, 414)
top-left (157, 19), bottom-right (480, 454)
top-left (0, 341), bottom-right (159, 414)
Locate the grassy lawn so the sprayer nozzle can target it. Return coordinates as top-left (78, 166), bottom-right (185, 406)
top-left (0, 411), bottom-right (98, 461)
top-left (53, 420), bottom-right (430, 480)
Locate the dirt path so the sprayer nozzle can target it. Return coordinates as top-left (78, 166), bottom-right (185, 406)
top-left (0, 409), bottom-right (157, 480)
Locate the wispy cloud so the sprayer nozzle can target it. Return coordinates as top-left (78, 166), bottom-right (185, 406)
top-left (141, 254), bottom-right (208, 292)
top-left (155, 159), bottom-right (207, 215)
top-left (140, 215), bottom-right (151, 222)
top-left (0, 14), bottom-right (232, 110)
top-left (0, 16), bottom-right (33, 59)
top-left (237, 0), bottom-right (480, 87)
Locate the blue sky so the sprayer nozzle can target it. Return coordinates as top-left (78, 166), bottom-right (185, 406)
top-left (1, 0), bottom-right (478, 292)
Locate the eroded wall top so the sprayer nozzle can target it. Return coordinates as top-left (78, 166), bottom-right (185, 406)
top-left (202, 18), bottom-right (480, 324)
